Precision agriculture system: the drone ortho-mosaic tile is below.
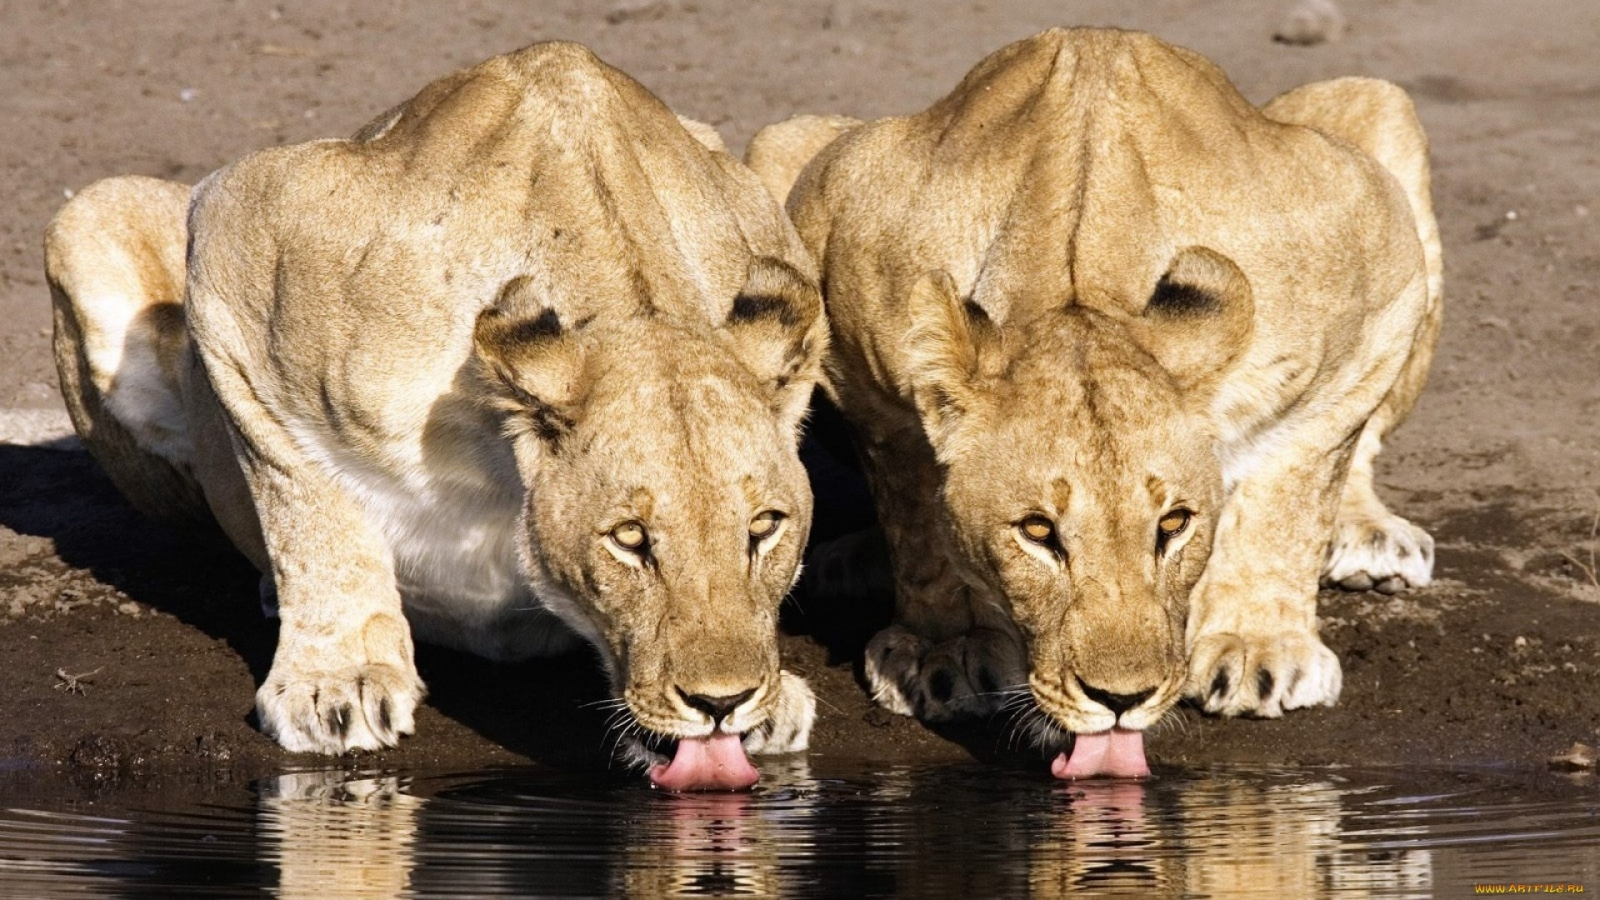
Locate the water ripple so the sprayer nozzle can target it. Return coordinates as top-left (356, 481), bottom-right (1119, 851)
top-left (0, 763), bottom-right (1594, 898)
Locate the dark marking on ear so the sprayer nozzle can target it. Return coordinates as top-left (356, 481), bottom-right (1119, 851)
top-left (474, 305), bottom-right (563, 360)
top-left (1149, 274), bottom-right (1221, 317)
top-left (505, 307), bottom-right (563, 343)
top-left (962, 298), bottom-right (992, 324)
top-left (473, 306), bottom-right (578, 448)
top-left (729, 293), bottom-right (799, 328)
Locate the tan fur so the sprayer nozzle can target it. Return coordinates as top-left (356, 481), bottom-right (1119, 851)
top-left (47, 43), bottom-right (826, 760)
top-left (743, 113), bottom-right (861, 204)
top-left (757, 28), bottom-right (1441, 739)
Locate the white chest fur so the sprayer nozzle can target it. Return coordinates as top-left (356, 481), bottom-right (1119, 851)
top-left (291, 417), bottom-right (580, 662)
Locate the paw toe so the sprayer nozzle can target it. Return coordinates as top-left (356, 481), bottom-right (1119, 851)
top-left (259, 664), bottom-right (424, 754)
top-left (1188, 632), bottom-right (1341, 717)
top-left (863, 626), bottom-right (929, 717)
top-left (863, 626), bottom-right (1023, 722)
top-left (1323, 514), bottom-right (1435, 592)
top-left (745, 670), bottom-right (816, 756)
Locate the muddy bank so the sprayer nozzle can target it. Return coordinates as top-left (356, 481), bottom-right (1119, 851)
top-left (2, 438), bottom-right (1598, 787)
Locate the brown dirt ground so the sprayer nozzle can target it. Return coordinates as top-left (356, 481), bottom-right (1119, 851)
top-left (1, 0), bottom-right (1598, 788)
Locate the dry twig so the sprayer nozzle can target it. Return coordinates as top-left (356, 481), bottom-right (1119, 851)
top-left (1560, 507), bottom-right (1600, 590)
top-left (53, 667), bottom-right (102, 696)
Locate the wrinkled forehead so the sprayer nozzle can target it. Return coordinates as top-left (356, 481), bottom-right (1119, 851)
top-left (580, 347), bottom-right (792, 488)
top-left (1006, 321), bottom-right (1187, 432)
top-left (981, 350), bottom-right (1203, 494)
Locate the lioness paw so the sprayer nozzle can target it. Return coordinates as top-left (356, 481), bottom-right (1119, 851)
top-left (742, 669), bottom-right (816, 756)
top-left (1322, 511), bottom-right (1434, 594)
top-left (1186, 631), bottom-right (1341, 718)
top-left (258, 654), bottom-right (425, 754)
top-left (864, 625), bottom-right (1025, 722)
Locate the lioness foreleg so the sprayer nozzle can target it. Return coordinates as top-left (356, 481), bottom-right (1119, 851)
top-left (1185, 433), bottom-right (1351, 717)
top-left (247, 459), bottom-right (427, 753)
top-left (1321, 296), bottom-right (1441, 594)
top-left (204, 387), bottom-right (427, 754)
top-left (857, 426), bottom-right (1027, 721)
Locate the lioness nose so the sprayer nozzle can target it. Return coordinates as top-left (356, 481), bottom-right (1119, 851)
top-left (1077, 678), bottom-right (1156, 716)
top-left (677, 687), bottom-right (757, 725)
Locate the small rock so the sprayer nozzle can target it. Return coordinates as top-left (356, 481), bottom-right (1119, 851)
top-left (1273, 0), bottom-right (1347, 46)
top-left (822, 0), bottom-right (852, 30)
top-left (1513, 635), bottom-right (1528, 648)
top-left (1548, 742), bottom-right (1596, 771)
top-left (605, 0), bottom-right (671, 24)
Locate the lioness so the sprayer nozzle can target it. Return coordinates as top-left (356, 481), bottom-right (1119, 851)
top-left (47, 42), bottom-right (827, 789)
top-left (750, 28), bottom-right (1441, 777)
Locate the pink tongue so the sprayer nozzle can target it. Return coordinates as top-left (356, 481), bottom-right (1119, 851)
top-left (1050, 727), bottom-right (1150, 780)
top-left (649, 732), bottom-right (760, 792)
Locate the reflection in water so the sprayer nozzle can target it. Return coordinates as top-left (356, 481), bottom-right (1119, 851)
top-left (261, 772), bottom-right (424, 899)
top-left (0, 762), bottom-right (1595, 897)
top-left (620, 786), bottom-right (783, 897)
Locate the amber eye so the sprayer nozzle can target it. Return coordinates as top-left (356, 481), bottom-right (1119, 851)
top-left (1019, 515), bottom-right (1056, 545)
top-left (611, 521), bottom-right (649, 553)
top-left (1157, 509), bottom-right (1192, 543)
top-left (750, 511), bottom-right (786, 541)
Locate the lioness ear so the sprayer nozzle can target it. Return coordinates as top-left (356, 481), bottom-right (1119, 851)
top-left (1126, 246), bottom-right (1255, 391)
top-left (903, 270), bottom-right (1002, 457)
top-left (473, 276), bottom-right (587, 448)
top-left (723, 256), bottom-right (828, 432)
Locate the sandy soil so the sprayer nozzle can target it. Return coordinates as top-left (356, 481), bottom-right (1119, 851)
top-left (1, 0), bottom-right (1598, 786)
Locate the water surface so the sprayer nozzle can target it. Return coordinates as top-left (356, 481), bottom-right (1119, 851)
top-left (1, 761), bottom-right (1595, 898)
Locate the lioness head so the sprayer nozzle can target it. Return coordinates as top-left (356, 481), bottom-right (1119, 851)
top-left (903, 247), bottom-right (1252, 747)
top-left (473, 257), bottom-right (825, 782)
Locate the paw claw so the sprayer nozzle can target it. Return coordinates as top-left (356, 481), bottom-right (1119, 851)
top-left (1208, 667), bottom-right (1231, 703)
top-left (1254, 667), bottom-right (1273, 699)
